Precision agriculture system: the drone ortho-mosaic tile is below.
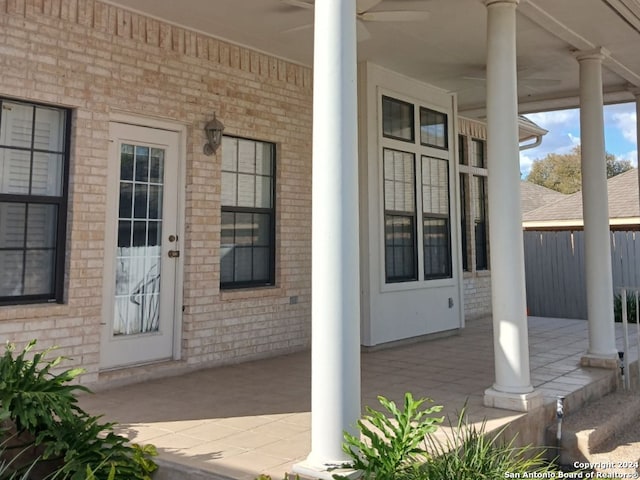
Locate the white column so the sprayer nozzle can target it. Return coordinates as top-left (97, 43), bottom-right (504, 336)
top-left (293, 0), bottom-right (361, 477)
top-left (634, 90), bottom-right (640, 197)
top-left (483, 0), bottom-right (542, 412)
top-left (577, 49), bottom-right (618, 367)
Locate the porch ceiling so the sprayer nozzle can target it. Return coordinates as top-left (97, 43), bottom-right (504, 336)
top-left (104, 0), bottom-right (640, 116)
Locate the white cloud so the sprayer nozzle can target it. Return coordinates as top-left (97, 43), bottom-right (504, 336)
top-left (611, 111), bottom-right (637, 143)
top-left (619, 149), bottom-right (638, 167)
top-left (527, 109), bottom-right (579, 127)
top-left (520, 153), bottom-right (534, 177)
top-left (568, 133), bottom-right (581, 146)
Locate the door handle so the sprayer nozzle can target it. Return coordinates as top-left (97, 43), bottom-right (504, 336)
top-left (168, 250), bottom-right (180, 258)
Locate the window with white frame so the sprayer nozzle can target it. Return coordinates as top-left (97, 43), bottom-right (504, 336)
top-left (0, 98), bottom-right (70, 304)
top-left (381, 95), bottom-right (452, 283)
top-left (458, 135), bottom-right (488, 272)
top-left (220, 136), bottom-right (275, 289)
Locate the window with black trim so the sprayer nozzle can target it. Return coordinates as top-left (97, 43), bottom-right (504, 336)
top-left (459, 134), bottom-right (489, 273)
top-left (421, 156), bottom-right (451, 279)
top-left (473, 175), bottom-right (488, 270)
top-left (382, 96), bottom-right (414, 142)
top-left (381, 94), bottom-right (452, 284)
top-left (420, 107), bottom-right (448, 149)
top-left (383, 149), bottom-right (417, 282)
top-left (0, 98), bottom-right (70, 304)
top-left (220, 136), bottom-right (275, 288)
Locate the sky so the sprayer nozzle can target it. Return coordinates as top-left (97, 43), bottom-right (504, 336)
top-left (519, 102), bottom-right (638, 178)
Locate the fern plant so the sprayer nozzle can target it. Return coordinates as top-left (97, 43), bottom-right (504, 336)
top-left (341, 393), bottom-right (444, 480)
top-left (0, 340), bottom-right (158, 480)
top-left (0, 340), bottom-right (88, 435)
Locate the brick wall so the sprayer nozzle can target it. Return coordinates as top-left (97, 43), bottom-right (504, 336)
top-left (0, 0), bottom-right (312, 383)
top-left (463, 274), bottom-right (492, 320)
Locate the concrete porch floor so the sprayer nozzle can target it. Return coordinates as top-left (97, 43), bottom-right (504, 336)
top-left (78, 317), bottom-right (640, 480)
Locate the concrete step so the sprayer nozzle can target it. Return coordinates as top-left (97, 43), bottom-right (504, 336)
top-left (547, 389), bottom-right (640, 470)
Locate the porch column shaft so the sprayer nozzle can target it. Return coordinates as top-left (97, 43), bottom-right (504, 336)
top-left (636, 92), bottom-right (640, 198)
top-left (577, 50), bottom-right (617, 361)
top-left (296, 0), bottom-right (361, 473)
top-left (483, 0), bottom-right (541, 411)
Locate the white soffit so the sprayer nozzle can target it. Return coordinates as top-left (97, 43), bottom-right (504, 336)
top-left (101, 0), bottom-right (640, 115)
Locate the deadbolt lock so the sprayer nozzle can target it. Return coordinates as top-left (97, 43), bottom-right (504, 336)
top-left (168, 250), bottom-right (180, 258)
top-left (168, 235), bottom-right (177, 242)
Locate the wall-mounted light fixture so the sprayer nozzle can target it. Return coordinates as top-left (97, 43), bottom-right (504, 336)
top-left (203, 113), bottom-right (225, 155)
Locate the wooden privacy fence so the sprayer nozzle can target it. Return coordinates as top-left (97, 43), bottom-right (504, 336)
top-left (523, 230), bottom-right (640, 319)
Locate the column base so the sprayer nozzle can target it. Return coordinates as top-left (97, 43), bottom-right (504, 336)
top-left (292, 461), bottom-right (360, 480)
top-left (484, 387), bottom-right (543, 412)
top-left (580, 353), bottom-right (618, 369)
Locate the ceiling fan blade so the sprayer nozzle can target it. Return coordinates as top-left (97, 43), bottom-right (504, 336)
top-left (281, 0), bottom-right (314, 9)
top-left (281, 23), bottom-right (314, 34)
top-left (356, 0), bottom-right (384, 14)
top-left (520, 78), bottom-right (562, 86)
top-left (282, 19), bottom-right (370, 41)
top-left (357, 19), bottom-right (372, 41)
top-left (461, 75), bottom-right (486, 82)
top-left (358, 10), bottom-right (430, 22)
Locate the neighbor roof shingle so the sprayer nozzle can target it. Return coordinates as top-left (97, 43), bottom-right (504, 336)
top-left (520, 181), bottom-right (567, 214)
top-left (522, 168), bottom-right (639, 224)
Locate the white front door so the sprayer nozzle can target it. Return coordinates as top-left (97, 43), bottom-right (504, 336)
top-left (100, 122), bottom-right (181, 369)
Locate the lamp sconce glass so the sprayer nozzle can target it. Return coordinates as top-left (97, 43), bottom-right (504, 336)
top-left (203, 113), bottom-right (225, 155)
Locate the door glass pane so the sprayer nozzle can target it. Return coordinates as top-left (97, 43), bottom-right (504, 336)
top-left (120, 145), bottom-right (134, 181)
top-left (135, 146), bottom-right (150, 182)
top-left (149, 149), bottom-right (164, 183)
top-left (114, 144), bottom-right (165, 336)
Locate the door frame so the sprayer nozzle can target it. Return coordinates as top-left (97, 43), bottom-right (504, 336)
top-left (101, 112), bottom-right (186, 369)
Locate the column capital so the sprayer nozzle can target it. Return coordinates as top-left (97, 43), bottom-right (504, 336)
top-left (485, 0), bottom-right (519, 6)
top-left (573, 47), bottom-right (609, 63)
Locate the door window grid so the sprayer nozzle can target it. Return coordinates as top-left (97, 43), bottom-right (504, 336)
top-left (114, 144), bottom-right (164, 335)
top-left (221, 136), bottom-right (276, 288)
top-left (0, 99), bottom-right (69, 304)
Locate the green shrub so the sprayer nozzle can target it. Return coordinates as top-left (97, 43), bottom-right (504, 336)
top-left (340, 394), bottom-right (558, 480)
top-left (614, 292), bottom-right (638, 323)
top-left (0, 340), bottom-right (157, 480)
top-left (340, 393), bottom-right (444, 480)
top-left (415, 408), bottom-right (556, 480)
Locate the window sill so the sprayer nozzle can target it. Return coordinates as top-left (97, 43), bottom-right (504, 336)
top-left (380, 277), bottom-right (456, 294)
top-left (462, 270), bottom-right (491, 279)
top-left (219, 285), bottom-right (283, 302)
